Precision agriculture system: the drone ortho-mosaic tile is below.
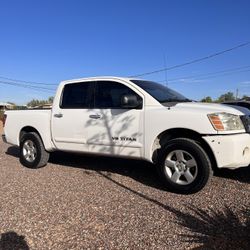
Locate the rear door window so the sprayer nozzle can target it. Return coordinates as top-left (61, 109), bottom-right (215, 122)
top-left (61, 82), bottom-right (93, 109)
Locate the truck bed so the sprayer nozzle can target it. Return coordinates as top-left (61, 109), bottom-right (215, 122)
top-left (3, 109), bottom-right (53, 149)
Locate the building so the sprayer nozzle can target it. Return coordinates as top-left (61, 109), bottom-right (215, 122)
top-left (0, 102), bottom-right (15, 111)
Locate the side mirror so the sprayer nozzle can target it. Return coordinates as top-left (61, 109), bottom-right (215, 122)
top-left (121, 94), bottom-right (142, 109)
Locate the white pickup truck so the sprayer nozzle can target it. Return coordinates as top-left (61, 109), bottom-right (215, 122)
top-left (2, 77), bottom-right (250, 193)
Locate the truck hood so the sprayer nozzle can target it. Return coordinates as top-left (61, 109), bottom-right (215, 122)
top-left (172, 102), bottom-right (250, 116)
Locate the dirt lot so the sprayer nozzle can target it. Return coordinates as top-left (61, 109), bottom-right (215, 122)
top-left (0, 124), bottom-right (250, 249)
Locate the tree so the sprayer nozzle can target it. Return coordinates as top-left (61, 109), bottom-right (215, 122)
top-left (201, 96), bottom-right (212, 103)
top-left (48, 96), bottom-right (54, 103)
top-left (27, 96), bottom-right (54, 107)
top-left (241, 95), bottom-right (250, 101)
top-left (216, 92), bottom-right (235, 102)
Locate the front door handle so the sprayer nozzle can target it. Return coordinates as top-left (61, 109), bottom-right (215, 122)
top-left (89, 114), bottom-right (101, 119)
top-left (54, 113), bottom-right (63, 118)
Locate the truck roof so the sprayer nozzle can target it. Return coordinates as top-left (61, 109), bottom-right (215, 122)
top-left (60, 76), bottom-right (137, 85)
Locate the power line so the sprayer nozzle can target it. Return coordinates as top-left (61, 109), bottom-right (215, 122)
top-left (157, 68), bottom-right (250, 84)
top-left (130, 41), bottom-right (250, 78)
top-left (157, 65), bottom-right (250, 83)
top-left (0, 80), bottom-right (56, 90)
top-left (0, 75), bottom-right (57, 86)
top-left (0, 81), bottom-right (56, 93)
top-left (188, 68), bottom-right (250, 81)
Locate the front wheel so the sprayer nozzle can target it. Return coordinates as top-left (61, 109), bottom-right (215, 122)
top-left (157, 138), bottom-right (213, 194)
top-left (20, 132), bottom-right (50, 168)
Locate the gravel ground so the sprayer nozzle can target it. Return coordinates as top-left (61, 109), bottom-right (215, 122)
top-left (0, 124), bottom-right (250, 249)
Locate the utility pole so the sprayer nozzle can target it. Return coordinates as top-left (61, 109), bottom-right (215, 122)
top-left (235, 88), bottom-right (239, 100)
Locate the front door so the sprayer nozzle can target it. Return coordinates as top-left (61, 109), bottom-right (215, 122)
top-left (87, 80), bottom-right (144, 157)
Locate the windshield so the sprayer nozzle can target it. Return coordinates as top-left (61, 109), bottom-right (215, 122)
top-left (131, 80), bottom-right (190, 104)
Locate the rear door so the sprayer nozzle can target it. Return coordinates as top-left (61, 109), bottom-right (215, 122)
top-left (51, 81), bottom-right (93, 152)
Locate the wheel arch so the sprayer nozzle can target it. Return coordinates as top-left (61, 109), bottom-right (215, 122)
top-left (19, 126), bottom-right (43, 144)
top-left (151, 128), bottom-right (218, 170)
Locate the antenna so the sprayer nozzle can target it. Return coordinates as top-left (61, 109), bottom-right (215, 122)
top-left (163, 53), bottom-right (168, 86)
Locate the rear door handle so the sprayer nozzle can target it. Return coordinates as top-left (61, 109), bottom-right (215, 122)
top-left (54, 113), bottom-right (63, 118)
top-left (89, 114), bottom-right (101, 119)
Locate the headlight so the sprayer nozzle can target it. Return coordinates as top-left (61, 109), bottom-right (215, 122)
top-left (208, 113), bottom-right (245, 131)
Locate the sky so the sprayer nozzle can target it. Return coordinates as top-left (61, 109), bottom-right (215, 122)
top-left (0, 0), bottom-right (250, 105)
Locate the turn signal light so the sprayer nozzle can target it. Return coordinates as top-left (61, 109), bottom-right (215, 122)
top-left (208, 114), bottom-right (225, 131)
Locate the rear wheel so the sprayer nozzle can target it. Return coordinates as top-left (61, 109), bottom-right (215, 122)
top-left (20, 132), bottom-right (49, 168)
top-left (157, 138), bottom-right (213, 194)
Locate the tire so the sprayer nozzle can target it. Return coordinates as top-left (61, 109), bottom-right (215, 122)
top-left (157, 138), bottom-right (213, 194)
top-left (20, 132), bottom-right (50, 168)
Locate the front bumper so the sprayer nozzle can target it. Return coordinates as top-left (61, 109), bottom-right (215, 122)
top-left (203, 133), bottom-right (250, 169)
top-left (2, 134), bottom-right (7, 143)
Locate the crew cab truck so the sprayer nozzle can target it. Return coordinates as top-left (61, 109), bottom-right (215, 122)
top-left (2, 77), bottom-right (250, 194)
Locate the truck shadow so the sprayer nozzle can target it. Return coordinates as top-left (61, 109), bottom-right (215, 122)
top-left (49, 151), bottom-right (167, 191)
top-left (213, 166), bottom-right (250, 184)
top-left (5, 146), bottom-right (250, 186)
top-left (5, 146), bottom-right (166, 191)
top-left (5, 146), bottom-right (19, 158)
